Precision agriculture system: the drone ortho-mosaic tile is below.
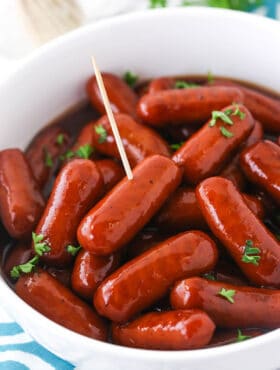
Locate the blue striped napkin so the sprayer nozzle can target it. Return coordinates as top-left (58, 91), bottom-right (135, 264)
top-left (0, 307), bottom-right (73, 369)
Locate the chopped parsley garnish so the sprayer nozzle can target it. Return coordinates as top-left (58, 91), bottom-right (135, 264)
top-left (149, 0), bottom-right (167, 8)
top-left (236, 329), bottom-right (251, 342)
top-left (60, 150), bottom-right (75, 161)
top-left (94, 125), bottom-right (108, 144)
top-left (209, 111), bottom-right (233, 127)
top-left (66, 245), bottom-right (82, 257)
top-left (207, 71), bottom-right (214, 84)
top-left (123, 71), bottom-right (139, 88)
top-left (218, 288), bottom-right (235, 303)
top-left (60, 145), bottom-right (94, 161)
top-left (32, 232), bottom-right (51, 256)
top-left (241, 239), bottom-right (261, 266)
top-left (232, 105), bottom-right (246, 119)
top-left (174, 81), bottom-right (199, 89)
top-left (170, 142), bottom-right (184, 151)
top-left (220, 126), bottom-right (234, 138)
top-left (209, 104), bottom-right (245, 138)
top-left (10, 255), bottom-right (40, 279)
top-left (76, 144), bottom-right (94, 159)
top-left (56, 133), bottom-right (65, 145)
top-left (44, 148), bottom-right (53, 167)
top-left (10, 233), bottom-right (50, 279)
top-left (203, 272), bottom-right (216, 281)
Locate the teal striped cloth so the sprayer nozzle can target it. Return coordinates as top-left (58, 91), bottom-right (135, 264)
top-left (1, 1), bottom-right (280, 369)
top-left (0, 307), bottom-right (73, 369)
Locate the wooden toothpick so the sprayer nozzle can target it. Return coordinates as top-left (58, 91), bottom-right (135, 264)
top-left (91, 56), bottom-right (133, 180)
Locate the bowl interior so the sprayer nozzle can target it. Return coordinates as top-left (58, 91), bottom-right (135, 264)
top-left (0, 7), bottom-right (280, 370)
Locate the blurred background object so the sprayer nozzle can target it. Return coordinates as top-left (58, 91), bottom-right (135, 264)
top-left (0, 0), bottom-right (278, 87)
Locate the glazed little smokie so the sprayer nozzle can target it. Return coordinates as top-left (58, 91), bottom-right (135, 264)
top-left (78, 155), bottom-right (182, 255)
top-left (137, 86), bottom-right (244, 127)
top-left (16, 269), bottom-right (107, 340)
top-left (35, 159), bottom-right (104, 266)
top-left (170, 277), bottom-right (280, 329)
top-left (90, 113), bottom-right (171, 167)
top-left (240, 140), bottom-right (280, 204)
top-left (94, 231), bottom-right (218, 322)
top-left (0, 149), bottom-right (45, 239)
top-left (112, 310), bottom-right (215, 350)
top-left (71, 250), bottom-right (121, 300)
top-left (87, 72), bottom-right (138, 118)
top-left (196, 177), bottom-right (280, 286)
top-left (172, 104), bottom-right (254, 185)
top-left (2, 72), bottom-right (280, 350)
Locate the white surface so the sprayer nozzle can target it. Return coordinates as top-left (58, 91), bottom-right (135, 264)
top-left (0, 7), bottom-right (280, 370)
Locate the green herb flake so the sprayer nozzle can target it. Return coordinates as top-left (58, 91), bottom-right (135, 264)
top-left (123, 71), bottom-right (139, 88)
top-left (174, 81), bottom-right (199, 89)
top-left (149, 0), bottom-right (167, 8)
top-left (60, 150), bottom-right (75, 161)
top-left (76, 144), bottom-right (94, 159)
top-left (232, 104), bottom-right (246, 119)
top-left (242, 239), bottom-right (261, 266)
top-left (56, 133), bottom-right (65, 145)
top-left (10, 255), bottom-right (40, 279)
top-left (236, 329), bottom-right (251, 342)
top-left (32, 232), bottom-right (51, 256)
top-left (95, 125), bottom-right (108, 144)
top-left (207, 71), bottom-right (214, 84)
top-left (44, 148), bottom-right (53, 168)
top-left (67, 245), bottom-right (82, 257)
top-left (209, 110), bottom-right (233, 127)
top-left (203, 272), bottom-right (216, 281)
top-left (218, 288), bottom-right (236, 303)
top-left (220, 126), bottom-right (234, 138)
top-left (170, 142), bottom-right (184, 151)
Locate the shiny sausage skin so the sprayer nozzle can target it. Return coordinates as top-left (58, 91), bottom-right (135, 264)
top-left (95, 159), bottom-right (124, 192)
top-left (36, 159), bottom-right (103, 266)
top-left (71, 250), bottom-right (120, 300)
top-left (154, 187), bottom-right (263, 233)
top-left (16, 270), bottom-right (107, 340)
top-left (154, 187), bottom-right (207, 232)
top-left (196, 177), bottom-right (280, 286)
top-left (26, 126), bottom-right (70, 188)
top-left (240, 140), bottom-right (280, 204)
top-left (242, 193), bottom-right (265, 220)
top-left (112, 309), bottom-right (215, 350)
top-left (211, 80), bottom-right (280, 133)
top-left (78, 155), bottom-right (182, 255)
top-left (0, 149), bottom-right (45, 239)
top-left (173, 105), bottom-right (254, 185)
top-left (94, 231), bottom-right (218, 322)
top-left (244, 120), bottom-right (263, 148)
top-left (137, 87), bottom-right (244, 127)
top-left (147, 77), bottom-right (175, 94)
top-left (220, 155), bottom-right (246, 190)
top-left (91, 114), bottom-right (171, 167)
top-left (127, 229), bottom-right (165, 259)
top-left (86, 73), bottom-right (138, 118)
top-left (171, 277), bottom-right (280, 328)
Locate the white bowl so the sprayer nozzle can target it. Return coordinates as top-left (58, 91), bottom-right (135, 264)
top-left (0, 7), bottom-right (280, 370)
